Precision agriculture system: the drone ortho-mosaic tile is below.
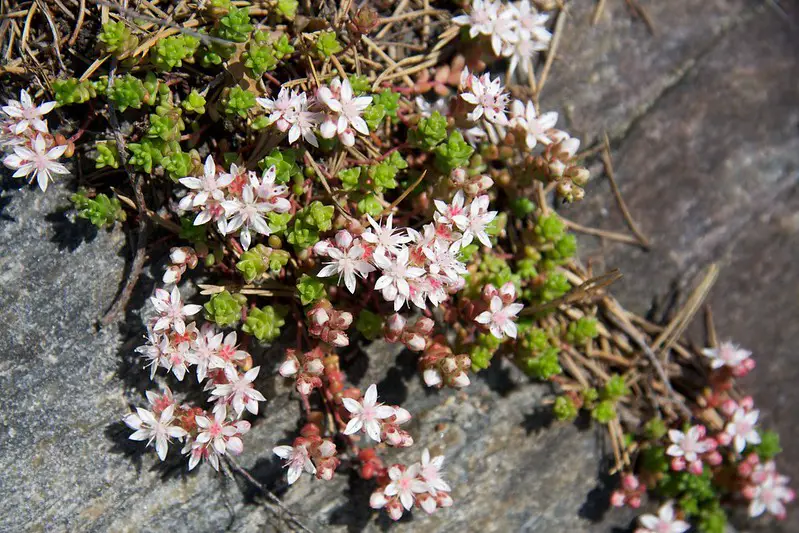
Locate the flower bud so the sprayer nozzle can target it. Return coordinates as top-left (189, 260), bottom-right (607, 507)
top-left (297, 377), bottom-right (315, 396)
top-left (482, 283), bottom-right (498, 301)
top-left (403, 333), bottom-right (426, 352)
top-left (392, 407), bottom-right (412, 425)
top-left (441, 356), bottom-right (458, 374)
top-left (335, 311), bottom-right (353, 329)
top-left (688, 460), bottom-right (704, 475)
top-left (671, 457), bottom-right (686, 471)
top-left (450, 168), bottom-right (467, 184)
top-left (304, 358), bottom-right (324, 375)
top-left (476, 175), bottom-right (494, 192)
top-left (499, 281), bottom-right (516, 302)
top-left (170, 247), bottom-right (188, 264)
top-left (706, 451), bottom-right (722, 466)
top-left (335, 230), bottom-right (353, 249)
top-left (419, 493), bottom-right (437, 514)
top-left (279, 356), bottom-right (299, 377)
top-left (451, 371), bottom-right (470, 388)
top-left (622, 474), bottom-right (640, 491)
top-left (720, 399), bottom-right (738, 417)
top-left (317, 439), bottom-right (336, 458)
top-left (610, 491), bottom-right (626, 507)
top-left (436, 492), bottom-right (453, 508)
top-left (567, 166), bottom-right (590, 186)
top-left (386, 501), bottom-right (404, 520)
top-left (370, 490), bottom-right (388, 509)
top-left (423, 368), bottom-right (443, 387)
top-left (387, 313), bottom-right (406, 331)
top-left (628, 496), bottom-right (641, 509)
top-left (413, 317), bottom-right (435, 335)
top-left (313, 240), bottom-right (331, 256)
top-left (328, 330), bottom-right (350, 347)
top-left (716, 432), bottom-right (732, 446)
top-left (740, 396), bottom-right (755, 410)
top-left (308, 306), bottom-right (330, 327)
top-left (163, 265), bottom-right (183, 284)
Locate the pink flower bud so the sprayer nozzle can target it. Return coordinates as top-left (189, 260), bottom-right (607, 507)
top-left (738, 462), bottom-right (754, 478)
top-left (304, 358), bottom-right (324, 375)
top-left (317, 440), bottom-right (336, 458)
top-left (335, 311), bottom-right (353, 329)
top-left (419, 494), bottom-right (437, 514)
top-left (413, 317), bottom-right (435, 335)
top-left (423, 368), bottom-right (443, 387)
top-left (476, 175), bottom-right (494, 192)
top-left (452, 371), bottom-right (470, 388)
top-left (386, 313), bottom-right (406, 333)
top-left (162, 265), bottom-right (183, 284)
top-left (370, 490), bottom-right (388, 509)
top-left (297, 377), bottom-right (315, 396)
top-left (720, 399), bottom-right (738, 417)
top-left (436, 492), bottom-right (453, 508)
top-left (308, 307), bottom-right (330, 327)
top-left (317, 462), bottom-right (336, 480)
top-left (706, 451), bottom-right (722, 466)
top-left (628, 496), bottom-right (641, 509)
top-left (403, 333), bottom-right (426, 352)
top-left (392, 407), bottom-right (412, 425)
top-left (384, 426), bottom-right (403, 446)
top-left (335, 230), bottom-right (353, 249)
top-left (450, 168), bottom-right (467, 184)
top-left (386, 501), bottom-right (403, 521)
top-left (279, 356), bottom-right (299, 377)
top-left (741, 485), bottom-right (756, 500)
top-left (716, 432), bottom-right (732, 446)
top-left (671, 457), bottom-right (686, 471)
top-left (610, 491), bottom-right (626, 507)
top-left (622, 474), bottom-right (640, 491)
top-left (441, 357), bottom-right (457, 374)
top-left (688, 460), bottom-right (704, 475)
top-left (313, 240), bottom-right (331, 256)
top-left (170, 247), bottom-right (188, 264)
top-left (740, 396), bottom-right (754, 410)
top-left (328, 330), bottom-right (349, 347)
top-left (482, 283), bottom-right (498, 301)
top-left (499, 281), bottom-right (516, 302)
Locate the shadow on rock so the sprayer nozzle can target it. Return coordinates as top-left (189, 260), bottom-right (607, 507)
top-left (45, 207), bottom-right (99, 252)
top-left (328, 470), bottom-right (379, 533)
top-left (520, 405), bottom-right (555, 435)
top-left (376, 348), bottom-right (418, 406)
top-left (478, 356), bottom-right (518, 397)
top-left (578, 461), bottom-right (618, 523)
top-left (104, 420), bottom-right (146, 474)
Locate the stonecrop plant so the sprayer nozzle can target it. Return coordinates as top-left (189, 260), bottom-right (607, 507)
top-left (3, 0), bottom-right (791, 530)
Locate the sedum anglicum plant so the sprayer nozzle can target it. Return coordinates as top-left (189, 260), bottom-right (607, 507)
top-left (2, 0), bottom-right (791, 530)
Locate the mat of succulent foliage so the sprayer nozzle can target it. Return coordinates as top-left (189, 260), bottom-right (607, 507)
top-left (0, 0), bottom-right (792, 531)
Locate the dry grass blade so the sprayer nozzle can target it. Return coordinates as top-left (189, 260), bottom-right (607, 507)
top-left (303, 152), bottom-right (357, 223)
top-left (381, 170), bottom-right (427, 216)
top-left (592, 0), bottom-right (607, 25)
top-left (601, 133), bottom-right (651, 250)
top-left (560, 217), bottom-right (643, 246)
top-left (652, 264), bottom-right (720, 356)
top-left (521, 269), bottom-right (622, 316)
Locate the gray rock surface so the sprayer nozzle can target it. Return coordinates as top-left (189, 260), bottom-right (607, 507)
top-left (1, 1), bottom-right (797, 532)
